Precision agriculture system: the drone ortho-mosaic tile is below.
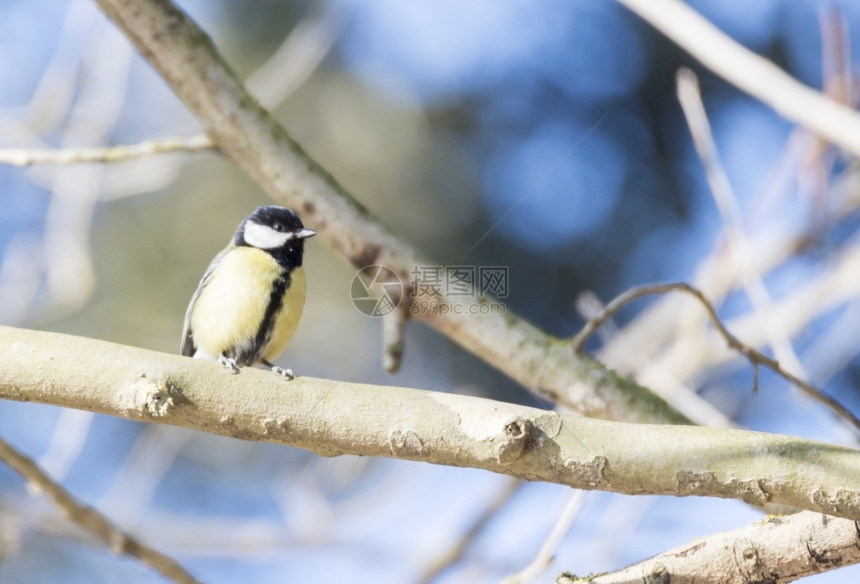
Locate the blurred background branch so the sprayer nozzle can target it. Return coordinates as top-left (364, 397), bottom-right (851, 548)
top-left (618, 0), bottom-right (860, 156)
top-left (0, 436), bottom-right (199, 584)
top-left (574, 281), bottom-right (860, 433)
top-left (0, 135), bottom-right (213, 167)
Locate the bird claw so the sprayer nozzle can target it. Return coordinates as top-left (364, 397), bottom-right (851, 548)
top-left (261, 360), bottom-right (294, 379)
top-left (218, 355), bottom-right (240, 374)
top-left (272, 366), bottom-right (294, 379)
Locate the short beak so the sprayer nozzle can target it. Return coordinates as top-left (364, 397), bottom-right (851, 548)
top-left (296, 228), bottom-right (317, 239)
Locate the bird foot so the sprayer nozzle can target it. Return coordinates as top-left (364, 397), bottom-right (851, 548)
top-left (218, 355), bottom-right (240, 374)
top-left (262, 360), bottom-right (294, 379)
top-left (272, 366), bottom-right (294, 379)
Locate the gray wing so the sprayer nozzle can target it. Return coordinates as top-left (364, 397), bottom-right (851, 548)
top-left (180, 248), bottom-right (228, 356)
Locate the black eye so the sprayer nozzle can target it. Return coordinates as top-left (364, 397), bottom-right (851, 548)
top-left (273, 223), bottom-right (285, 232)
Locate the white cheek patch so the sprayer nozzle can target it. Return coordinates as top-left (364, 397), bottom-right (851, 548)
top-left (243, 221), bottom-right (292, 249)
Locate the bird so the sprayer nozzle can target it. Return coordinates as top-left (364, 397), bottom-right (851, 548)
top-left (181, 205), bottom-right (316, 377)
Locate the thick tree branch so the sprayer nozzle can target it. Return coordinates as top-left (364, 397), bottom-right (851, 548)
top-left (617, 0), bottom-right (860, 157)
top-left (558, 511), bottom-right (860, 584)
top-left (2, 326), bottom-right (860, 520)
top-left (89, 0), bottom-right (688, 425)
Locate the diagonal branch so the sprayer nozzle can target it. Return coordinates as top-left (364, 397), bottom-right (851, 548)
top-left (90, 0), bottom-right (688, 426)
top-left (0, 436), bottom-right (200, 584)
top-left (2, 325), bottom-right (860, 521)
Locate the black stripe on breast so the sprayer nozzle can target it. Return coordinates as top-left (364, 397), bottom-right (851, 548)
top-left (242, 270), bottom-right (291, 365)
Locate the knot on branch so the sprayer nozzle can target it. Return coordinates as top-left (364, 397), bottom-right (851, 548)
top-left (563, 455), bottom-right (608, 487)
top-left (805, 540), bottom-right (844, 566)
top-left (495, 417), bottom-right (535, 465)
top-left (738, 546), bottom-right (760, 569)
top-left (389, 430), bottom-right (424, 458)
top-left (675, 470), bottom-right (718, 494)
top-left (144, 385), bottom-right (175, 418)
top-left (126, 376), bottom-right (178, 418)
top-left (647, 565), bottom-right (670, 584)
top-left (263, 417), bottom-right (291, 438)
top-left (811, 487), bottom-right (860, 518)
top-left (677, 472), bottom-right (772, 508)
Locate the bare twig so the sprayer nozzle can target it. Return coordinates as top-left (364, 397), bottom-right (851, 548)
top-left (617, 0), bottom-right (860, 156)
top-left (0, 134), bottom-right (213, 166)
top-left (557, 511), bottom-right (860, 583)
top-left (576, 290), bottom-right (736, 428)
top-left (420, 478), bottom-right (525, 584)
top-left (596, 161), bottom-right (860, 380)
top-left (571, 282), bottom-right (860, 433)
top-left (0, 436), bottom-right (200, 584)
top-left (0, 1), bottom-right (334, 180)
top-left (0, 2), bottom-right (336, 169)
top-left (676, 67), bottom-right (810, 393)
top-left (504, 490), bottom-right (587, 584)
top-left (615, 240), bottom-right (860, 402)
top-left (624, 10), bottom-right (857, 367)
top-left (382, 305), bottom-right (407, 373)
top-left (820, 4), bottom-right (853, 107)
top-left (802, 4), bottom-right (853, 185)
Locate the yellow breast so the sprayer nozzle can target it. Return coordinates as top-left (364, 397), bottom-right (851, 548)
top-left (190, 247), bottom-right (306, 362)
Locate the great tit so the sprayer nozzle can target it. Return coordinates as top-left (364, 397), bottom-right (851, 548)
top-left (181, 206), bottom-right (316, 377)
